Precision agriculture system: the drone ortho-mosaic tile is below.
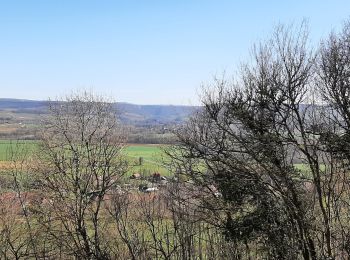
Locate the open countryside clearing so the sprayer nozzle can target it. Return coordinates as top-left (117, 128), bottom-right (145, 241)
top-left (0, 140), bottom-right (169, 176)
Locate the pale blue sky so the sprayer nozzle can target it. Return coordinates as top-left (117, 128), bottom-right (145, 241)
top-left (0, 1), bottom-right (349, 104)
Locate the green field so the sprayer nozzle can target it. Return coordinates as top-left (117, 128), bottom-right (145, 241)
top-left (0, 140), bottom-right (38, 161)
top-left (123, 144), bottom-right (169, 176)
top-left (124, 145), bottom-right (164, 161)
top-left (1, 141), bottom-right (324, 179)
top-left (0, 140), bottom-right (169, 176)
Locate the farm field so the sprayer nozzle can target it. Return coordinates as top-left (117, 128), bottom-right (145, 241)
top-left (123, 144), bottom-right (169, 176)
top-left (0, 140), bottom-right (37, 161)
top-left (0, 141), bottom-right (319, 178)
top-left (0, 140), bottom-right (169, 176)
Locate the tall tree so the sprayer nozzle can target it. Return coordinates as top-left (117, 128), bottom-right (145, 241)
top-left (36, 92), bottom-right (127, 259)
top-left (167, 22), bottom-right (350, 259)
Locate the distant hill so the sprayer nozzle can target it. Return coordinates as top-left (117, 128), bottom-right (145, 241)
top-left (0, 98), bottom-right (198, 125)
top-left (115, 102), bottom-right (198, 125)
top-left (0, 98), bottom-right (48, 113)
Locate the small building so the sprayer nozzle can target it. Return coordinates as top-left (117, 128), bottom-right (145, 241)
top-left (130, 173), bottom-right (141, 179)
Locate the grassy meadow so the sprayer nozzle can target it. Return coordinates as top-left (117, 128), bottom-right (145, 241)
top-left (0, 141), bottom-right (317, 178)
top-left (124, 144), bottom-right (169, 176)
top-left (0, 140), bottom-right (169, 176)
top-left (0, 140), bottom-right (37, 161)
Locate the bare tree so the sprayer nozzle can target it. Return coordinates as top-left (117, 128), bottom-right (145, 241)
top-left (35, 91), bottom-right (127, 259)
top-left (3, 20), bottom-right (350, 260)
top-left (165, 20), bottom-right (350, 259)
top-left (166, 23), bottom-right (327, 259)
top-left (317, 20), bottom-right (350, 258)
top-left (0, 141), bottom-right (45, 259)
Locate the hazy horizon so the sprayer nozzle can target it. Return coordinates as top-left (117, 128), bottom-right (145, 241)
top-left (0, 96), bottom-right (199, 106)
top-left (1, 1), bottom-right (350, 105)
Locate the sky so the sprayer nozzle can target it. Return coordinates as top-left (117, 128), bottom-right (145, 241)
top-left (0, 1), bottom-right (349, 105)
